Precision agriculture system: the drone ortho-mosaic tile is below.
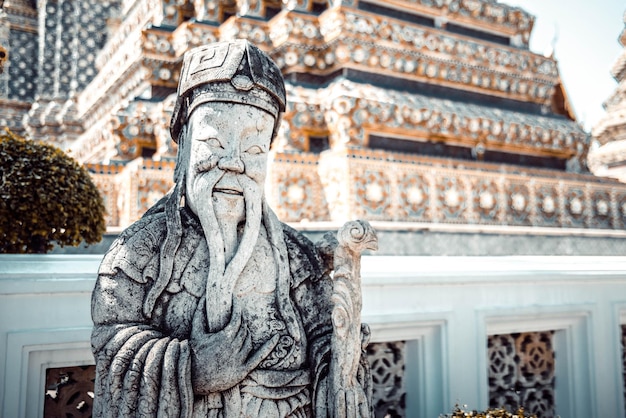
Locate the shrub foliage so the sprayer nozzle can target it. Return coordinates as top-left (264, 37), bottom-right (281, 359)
top-left (443, 404), bottom-right (537, 418)
top-left (0, 129), bottom-right (106, 253)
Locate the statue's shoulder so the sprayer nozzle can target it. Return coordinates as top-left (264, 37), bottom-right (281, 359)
top-left (281, 223), bottom-right (327, 286)
top-left (98, 211), bottom-right (167, 283)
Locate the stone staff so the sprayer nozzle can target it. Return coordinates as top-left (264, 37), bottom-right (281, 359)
top-left (329, 220), bottom-right (378, 418)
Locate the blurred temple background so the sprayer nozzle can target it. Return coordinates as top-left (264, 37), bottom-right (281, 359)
top-left (2, 1), bottom-right (626, 417)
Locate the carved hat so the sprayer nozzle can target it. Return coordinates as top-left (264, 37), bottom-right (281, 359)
top-left (170, 40), bottom-right (286, 142)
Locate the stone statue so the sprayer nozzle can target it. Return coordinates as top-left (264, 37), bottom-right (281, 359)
top-left (91, 39), bottom-right (377, 418)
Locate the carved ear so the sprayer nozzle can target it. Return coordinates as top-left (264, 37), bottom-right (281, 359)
top-left (173, 125), bottom-right (189, 184)
top-left (271, 113), bottom-right (283, 145)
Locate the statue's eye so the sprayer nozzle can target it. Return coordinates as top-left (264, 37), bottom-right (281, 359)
top-left (202, 137), bottom-right (222, 148)
top-left (245, 145), bottom-right (264, 155)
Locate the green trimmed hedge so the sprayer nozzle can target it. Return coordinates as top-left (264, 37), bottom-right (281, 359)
top-left (0, 129), bottom-right (105, 253)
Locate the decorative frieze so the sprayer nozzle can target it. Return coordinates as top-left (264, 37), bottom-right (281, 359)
top-left (91, 159), bottom-right (174, 227)
top-left (142, 21), bottom-right (219, 60)
top-left (281, 86), bottom-right (326, 151)
top-left (267, 150), bottom-right (329, 222)
top-left (192, 0), bottom-right (223, 22)
top-left (111, 101), bottom-right (158, 161)
top-left (333, 9), bottom-right (549, 77)
top-left (221, 15), bottom-right (272, 47)
top-left (271, 7), bottom-right (555, 105)
top-left (88, 163), bottom-right (124, 227)
top-left (272, 145), bottom-right (626, 229)
top-left (314, 147), bottom-right (626, 228)
top-left (90, 135), bottom-right (626, 229)
top-left (381, 0), bottom-right (534, 46)
top-left (105, 95), bottom-right (177, 162)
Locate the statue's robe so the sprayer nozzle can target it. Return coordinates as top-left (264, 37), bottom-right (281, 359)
top-left (91, 206), bottom-right (340, 417)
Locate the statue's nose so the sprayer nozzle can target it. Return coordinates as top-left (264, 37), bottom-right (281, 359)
top-left (217, 155), bottom-right (244, 174)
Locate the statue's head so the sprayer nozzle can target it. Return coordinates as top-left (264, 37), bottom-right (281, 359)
top-left (170, 39), bottom-right (285, 144)
top-left (170, 40), bottom-right (286, 223)
top-left (144, 41), bottom-right (286, 319)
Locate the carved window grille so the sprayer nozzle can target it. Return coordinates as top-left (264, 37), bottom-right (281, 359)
top-left (366, 341), bottom-right (407, 418)
top-left (44, 365), bottom-right (96, 418)
top-left (487, 331), bottom-right (555, 418)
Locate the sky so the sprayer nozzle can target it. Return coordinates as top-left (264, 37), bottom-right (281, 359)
top-left (504, 0), bottom-right (625, 132)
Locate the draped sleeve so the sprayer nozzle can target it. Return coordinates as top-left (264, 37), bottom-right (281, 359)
top-left (91, 213), bottom-right (194, 418)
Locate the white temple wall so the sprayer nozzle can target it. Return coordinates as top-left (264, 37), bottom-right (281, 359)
top-left (1, 255), bottom-right (626, 418)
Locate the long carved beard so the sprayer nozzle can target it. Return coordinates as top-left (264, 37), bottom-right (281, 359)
top-left (191, 169), bottom-right (263, 332)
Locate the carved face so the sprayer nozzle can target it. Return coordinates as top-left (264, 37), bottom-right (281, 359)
top-left (184, 101), bottom-right (274, 219)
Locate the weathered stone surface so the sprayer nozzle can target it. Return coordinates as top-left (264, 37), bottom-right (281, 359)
top-left (91, 39), bottom-right (374, 417)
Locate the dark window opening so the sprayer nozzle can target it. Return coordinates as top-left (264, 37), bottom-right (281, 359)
top-left (369, 135), bottom-right (567, 170)
top-left (266, 6), bottom-right (282, 19)
top-left (311, 1), bottom-right (328, 15)
top-left (141, 147), bottom-right (156, 159)
top-left (550, 83), bottom-right (576, 121)
top-left (309, 136), bottom-right (330, 153)
top-left (284, 68), bottom-right (345, 88)
top-left (483, 149), bottom-right (566, 170)
top-left (369, 135), bottom-right (473, 160)
top-left (151, 86), bottom-right (177, 100)
top-left (445, 23), bottom-right (510, 46)
top-left (358, 1), bottom-right (435, 27)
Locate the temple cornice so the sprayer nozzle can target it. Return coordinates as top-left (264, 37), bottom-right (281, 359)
top-left (265, 7), bottom-right (556, 105)
top-left (281, 79), bottom-right (586, 159)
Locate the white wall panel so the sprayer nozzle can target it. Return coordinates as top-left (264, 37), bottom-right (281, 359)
top-left (2, 255), bottom-right (626, 417)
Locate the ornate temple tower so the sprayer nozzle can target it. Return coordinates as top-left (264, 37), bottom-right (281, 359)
top-left (3, 0), bottom-right (626, 249)
top-left (0, 0), bottom-right (118, 146)
top-left (589, 12), bottom-right (626, 182)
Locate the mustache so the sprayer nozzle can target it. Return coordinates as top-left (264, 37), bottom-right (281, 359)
top-left (194, 156), bottom-right (219, 174)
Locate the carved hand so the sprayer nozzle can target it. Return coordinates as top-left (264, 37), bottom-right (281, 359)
top-left (190, 297), bottom-right (279, 394)
top-left (331, 385), bottom-right (370, 418)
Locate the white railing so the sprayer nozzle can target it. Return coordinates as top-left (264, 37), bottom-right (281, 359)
top-left (2, 255), bottom-right (626, 417)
